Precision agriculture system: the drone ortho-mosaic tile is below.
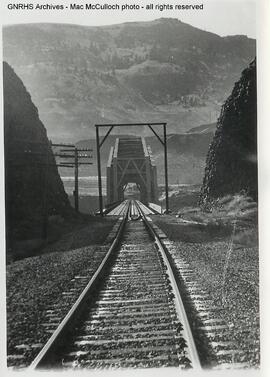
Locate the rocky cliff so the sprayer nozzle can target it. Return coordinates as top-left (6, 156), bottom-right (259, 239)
top-left (4, 62), bottom-right (71, 243)
top-left (199, 59), bottom-right (257, 206)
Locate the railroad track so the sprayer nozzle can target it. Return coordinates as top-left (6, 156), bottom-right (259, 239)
top-left (106, 200), bottom-right (129, 216)
top-left (29, 200), bottom-right (201, 370)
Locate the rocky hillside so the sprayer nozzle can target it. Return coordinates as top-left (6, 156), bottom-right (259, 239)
top-left (4, 62), bottom-right (72, 244)
top-left (3, 19), bottom-right (255, 141)
top-left (199, 60), bottom-right (257, 206)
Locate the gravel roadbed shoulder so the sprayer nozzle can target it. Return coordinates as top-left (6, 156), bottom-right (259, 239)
top-left (6, 218), bottom-right (121, 369)
top-left (154, 216), bottom-right (259, 368)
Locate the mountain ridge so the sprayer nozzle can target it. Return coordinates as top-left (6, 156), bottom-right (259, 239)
top-left (3, 18), bottom-right (255, 141)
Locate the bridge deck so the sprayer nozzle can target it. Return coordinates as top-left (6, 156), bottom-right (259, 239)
top-left (118, 137), bottom-right (144, 159)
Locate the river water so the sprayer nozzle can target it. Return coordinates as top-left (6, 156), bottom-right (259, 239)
top-left (61, 176), bottom-right (106, 196)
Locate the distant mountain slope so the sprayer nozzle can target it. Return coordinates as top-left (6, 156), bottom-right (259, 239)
top-left (3, 19), bottom-right (255, 141)
top-left (199, 59), bottom-right (257, 205)
top-left (187, 122), bottom-right (216, 134)
top-left (4, 62), bottom-right (72, 243)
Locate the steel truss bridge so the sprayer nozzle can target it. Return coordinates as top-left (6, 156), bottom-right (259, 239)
top-left (95, 122), bottom-right (169, 215)
top-left (106, 136), bottom-right (158, 204)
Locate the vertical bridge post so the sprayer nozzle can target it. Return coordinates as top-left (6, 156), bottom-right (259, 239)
top-left (163, 124), bottom-right (169, 213)
top-left (96, 126), bottom-right (103, 216)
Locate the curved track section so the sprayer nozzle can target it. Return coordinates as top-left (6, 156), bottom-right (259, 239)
top-left (29, 200), bottom-right (201, 371)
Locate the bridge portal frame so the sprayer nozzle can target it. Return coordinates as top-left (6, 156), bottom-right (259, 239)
top-left (95, 122), bottom-right (169, 216)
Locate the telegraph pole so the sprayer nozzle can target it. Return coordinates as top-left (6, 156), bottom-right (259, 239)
top-left (74, 147), bottom-right (79, 212)
top-left (53, 144), bottom-right (92, 213)
top-left (8, 140), bottom-right (92, 240)
top-left (42, 144), bottom-right (49, 239)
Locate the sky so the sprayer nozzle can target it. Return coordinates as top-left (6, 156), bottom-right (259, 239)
top-left (1, 0), bottom-right (256, 38)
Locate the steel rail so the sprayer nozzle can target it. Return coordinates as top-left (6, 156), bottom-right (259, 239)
top-left (135, 200), bottom-right (202, 370)
top-left (129, 200), bottom-right (141, 220)
top-left (29, 200), bottom-right (131, 370)
top-left (106, 200), bottom-right (129, 216)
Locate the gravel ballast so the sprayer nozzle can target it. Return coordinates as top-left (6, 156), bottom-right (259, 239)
top-left (155, 217), bottom-right (259, 367)
top-left (6, 210), bottom-right (259, 369)
top-left (6, 218), bottom-right (120, 368)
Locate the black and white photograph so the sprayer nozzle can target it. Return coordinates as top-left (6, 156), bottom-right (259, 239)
top-left (1, 0), bottom-right (266, 374)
